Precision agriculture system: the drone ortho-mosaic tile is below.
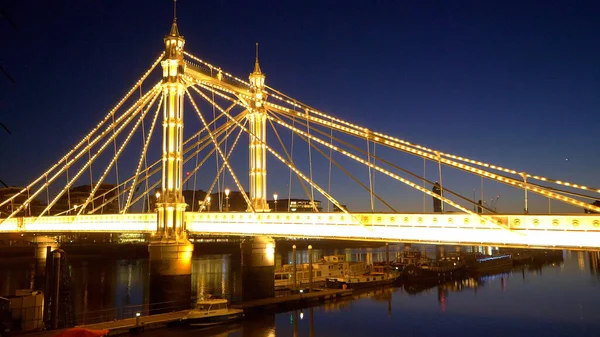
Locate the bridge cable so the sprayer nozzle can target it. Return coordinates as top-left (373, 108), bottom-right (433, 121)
top-left (88, 137), bottom-right (94, 212)
top-left (54, 88), bottom-right (160, 217)
top-left (262, 85), bottom-right (600, 197)
top-left (266, 114), bottom-right (320, 206)
top-left (112, 105), bottom-right (121, 212)
top-left (76, 89), bottom-right (161, 217)
top-left (209, 67), bottom-right (223, 212)
top-left (423, 158), bottom-right (426, 212)
top-left (269, 110), bottom-right (498, 215)
top-left (269, 111), bottom-right (398, 212)
top-left (0, 53), bottom-right (166, 212)
top-left (268, 112), bottom-right (507, 226)
top-left (436, 151), bottom-right (444, 213)
top-left (270, 105), bottom-right (600, 212)
top-left (287, 110), bottom-right (295, 211)
top-left (65, 155), bottom-right (71, 214)
top-left (140, 82), bottom-right (151, 213)
top-left (189, 83), bottom-right (331, 214)
top-left (45, 174), bottom-right (50, 215)
top-left (367, 132), bottom-right (374, 212)
top-left (305, 109), bottom-right (316, 211)
top-left (185, 86), bottom-right (255, 213)
top-left (101, 116), bottom-right (240, 214)
top-left (197, 119), bottom-right (248, 209)
top-left (123, 93), bottom-right (163, 213)
top-left (72, 117), bottom-right (237, 215)
top-left (328, 127), bottom-right (333, 212)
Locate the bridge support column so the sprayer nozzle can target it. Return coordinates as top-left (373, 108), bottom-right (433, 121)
top-left (241, 236), bottom-right (275, 301)
top-left (148, 241), bottom-right (193, 312)
top-left (147, 21), bottom-right (194, 313)
top-left (33, 236), bottom-right (59, 290)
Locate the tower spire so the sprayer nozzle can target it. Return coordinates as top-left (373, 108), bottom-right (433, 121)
top-left (169, 0), bottom-right (180, 36)
top-left (253, 42), bottom-right (262, 74)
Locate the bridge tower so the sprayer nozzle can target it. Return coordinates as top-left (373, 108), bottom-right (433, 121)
top-left (247, 45), bottom-right (270, 212)
top-left (147, 16), bottom-right (193, 299)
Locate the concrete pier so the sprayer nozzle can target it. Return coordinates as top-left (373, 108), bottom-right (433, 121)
top-left (148, 240), bottom-right (194, 312)
top-left (241, 236), bottom-right (275, 301)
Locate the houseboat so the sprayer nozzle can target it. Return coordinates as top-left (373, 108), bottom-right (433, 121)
top-left (464, 254), bottom-right (513, 275)
top-left (325, 265), bottom-right (401, 289)
top-left (275, 255), bottom-right (370, 290)
top-left (403, 255), bottom-right (467, 283)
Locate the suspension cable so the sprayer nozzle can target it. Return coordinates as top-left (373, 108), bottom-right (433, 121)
top-left (367, 131), bottom-right (374, 212)
top-left (76, 89), bottom-right (161, 216)
top-left (328, 127), bottom-right (333, 212)
top-left (287, 115), bottom-right (295, 211)
top-left (186, 86), bottom-right (255, 212)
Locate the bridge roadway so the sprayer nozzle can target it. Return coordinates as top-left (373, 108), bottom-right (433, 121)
top-left (1, 212), bottom-right (600, 249)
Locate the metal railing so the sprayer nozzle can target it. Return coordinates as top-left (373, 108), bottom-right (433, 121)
top-left (73, 298), bottom-right (195, 326)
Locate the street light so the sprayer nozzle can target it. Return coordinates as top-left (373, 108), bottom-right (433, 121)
top-left (224, 188), bottom-right (230, 212)
top-left (273, 193), bottom-right (278, 212)
top-left (207, 196), bottom-right (211, 212)
top-left (155, 191), bottom-right (160, 200)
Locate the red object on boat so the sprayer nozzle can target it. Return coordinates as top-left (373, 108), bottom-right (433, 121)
top-left (52, 327), bottom-right (110, 337)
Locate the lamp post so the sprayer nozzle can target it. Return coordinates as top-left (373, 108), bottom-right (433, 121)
top-left (273, 193), bottom-right (278, 212)
top-left (224, 188), bottom-right (230, 212)
top-left (206, 196), bottom-right (211, 212)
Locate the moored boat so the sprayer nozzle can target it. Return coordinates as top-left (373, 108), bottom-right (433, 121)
top-left (403, 256), bottom-right (466, 283)
top-left (464, 254), bottom-right (513, 275)
top-left (275, 255), bottom-right (370, 290)
top-left (325, 265), bottom-right (401, 289)
top-left (182, 296), bottom-right (244, 327)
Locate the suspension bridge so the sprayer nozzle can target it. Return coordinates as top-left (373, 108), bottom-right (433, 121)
top-left (1, 15), bottom-right (600, 250)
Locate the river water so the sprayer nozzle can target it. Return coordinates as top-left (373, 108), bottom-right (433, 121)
top-left (1, 245), bottom-right (600, 336)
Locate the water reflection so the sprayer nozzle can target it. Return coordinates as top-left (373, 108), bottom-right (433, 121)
top-left (3, 246), bottom-right (600, 336)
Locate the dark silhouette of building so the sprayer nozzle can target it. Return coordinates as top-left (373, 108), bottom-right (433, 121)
top-left (584, 200), bottom-right (600, 214)
top-left (54, 184), bottom-right (118, 214)
top-left (432, 182), bottom-right (442, 212)
top-left (266, 198), bottom-right (323, 212)
top-left (0, 186), bottom-right (45, 217)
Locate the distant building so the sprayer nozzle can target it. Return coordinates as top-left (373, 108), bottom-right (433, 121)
top-left (266, 198), bottom-right (323, 212)
top-left (0, 187), bottom-right (45, 217)
top-left (54, 184), bottom-right (119, 215)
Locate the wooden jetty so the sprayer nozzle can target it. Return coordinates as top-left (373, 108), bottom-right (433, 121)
top-left (233, 288), bottom-right (352, 311)
top-left (25, 289), bottom-right (352, 336)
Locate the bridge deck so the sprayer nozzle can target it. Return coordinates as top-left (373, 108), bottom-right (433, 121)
top-left (2, 212), bottom-right (600, 249)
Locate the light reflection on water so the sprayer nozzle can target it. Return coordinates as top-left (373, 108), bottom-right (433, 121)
top-left (2, 246), bottom-right (600, 335)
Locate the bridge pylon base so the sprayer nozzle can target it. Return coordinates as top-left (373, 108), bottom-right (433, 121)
top-left (148, 239), bottom-right (194, 276)
top-left (241, 236), bottom-right (275, 301)
top-left (148, 239), bottom-right (194, 312)
top-left (33, 236), bottom-right (59, 288)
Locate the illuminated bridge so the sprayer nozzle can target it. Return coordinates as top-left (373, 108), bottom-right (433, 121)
top-left (1, 15), bottom-right (600, 251)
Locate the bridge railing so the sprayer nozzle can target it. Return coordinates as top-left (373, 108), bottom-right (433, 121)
top-left (0, 213), bottom-right (156, 233)
top-left (185, 212), bottom-right (600, 249)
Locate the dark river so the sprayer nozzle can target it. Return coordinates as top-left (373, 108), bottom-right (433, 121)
top-left (1, 244), bottom-right (600, 336)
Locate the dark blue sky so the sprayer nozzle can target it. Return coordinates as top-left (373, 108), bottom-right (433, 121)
top-left (0, 1), bottom-right (599, 213)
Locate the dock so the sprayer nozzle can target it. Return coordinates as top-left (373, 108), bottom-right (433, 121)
top-left (25, 289), bottom-right (352, 336)
top-left (233, 288), bottom-right (352, 311)
top-left (25, 310), bottom-right (189, 337)
top-left (80, 310), bottom-right (189, 334)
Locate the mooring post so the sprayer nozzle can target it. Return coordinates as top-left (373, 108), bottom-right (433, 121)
top-left (308, 245), bottom-right (313, 292)
top-left (51, 250), bottom-right (61, 330)
top-left (292, 244), bottom-right (297, 290)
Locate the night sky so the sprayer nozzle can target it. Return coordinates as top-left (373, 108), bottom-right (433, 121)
top-left (0, 1), bottom-right (599, 213)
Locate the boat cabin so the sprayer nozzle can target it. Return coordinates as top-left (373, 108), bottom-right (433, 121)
top-left (193, 298), bottom-right (230, 313)
top-left (323, 255), bottom-right (346, 263)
